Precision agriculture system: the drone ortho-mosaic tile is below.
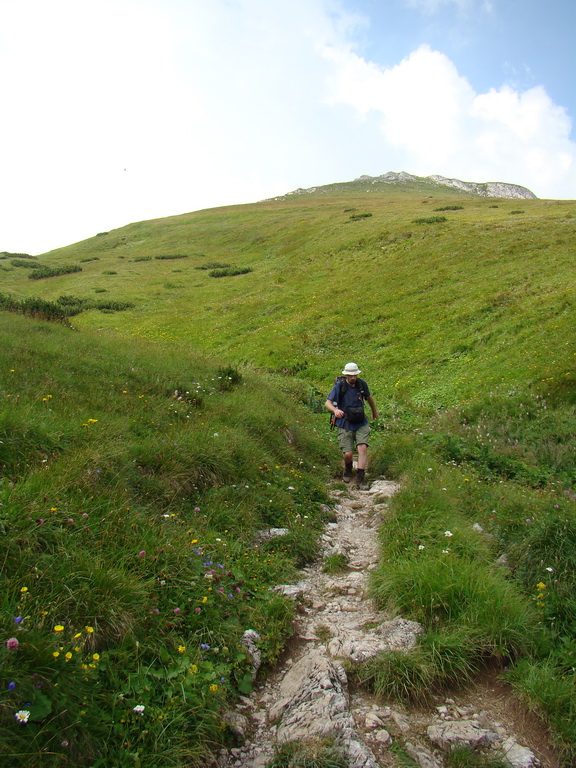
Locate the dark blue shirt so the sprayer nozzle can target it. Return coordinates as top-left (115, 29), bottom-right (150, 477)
top-left (327, 379), bottom-right (371, 430)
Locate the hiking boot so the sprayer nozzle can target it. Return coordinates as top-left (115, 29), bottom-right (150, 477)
top-left (356, 470), bottom-right (369, 490)
top-left (343, 463), bottom-right (353, 483)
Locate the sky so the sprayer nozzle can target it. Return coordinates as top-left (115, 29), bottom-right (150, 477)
top-left (1, 0), bottom-right (575, 255)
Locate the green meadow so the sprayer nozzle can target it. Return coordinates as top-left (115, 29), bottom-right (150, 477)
top-left (1, 177), bottom-right (576, 765)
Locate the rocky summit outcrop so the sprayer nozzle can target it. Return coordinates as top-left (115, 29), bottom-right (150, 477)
top-left (276, 171), bottom-right (536, 200)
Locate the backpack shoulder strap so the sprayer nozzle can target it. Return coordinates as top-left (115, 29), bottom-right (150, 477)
top-left (357, 378), bottom-right (367, 398)
top-left (334, 376), bottom-right (347, 405)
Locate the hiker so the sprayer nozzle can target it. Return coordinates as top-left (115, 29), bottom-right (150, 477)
top-left (324, 362), bottom-right (378, 489)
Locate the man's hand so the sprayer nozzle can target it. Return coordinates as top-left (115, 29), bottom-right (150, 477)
top-left (334, 408), bottom-right (345, 419)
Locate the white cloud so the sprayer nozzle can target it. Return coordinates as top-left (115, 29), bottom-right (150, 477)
top-left (0, 0), bottom-right (574, 254)
top-left (0, 0), bottom-right (362, 252)
top-left (323, 43), bottom-right (575, 197)
top-left (403, 0), bottom-right (491, 14)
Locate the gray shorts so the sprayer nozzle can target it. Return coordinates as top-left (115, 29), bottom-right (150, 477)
top-left (337, 423), bottom-right (371, 453)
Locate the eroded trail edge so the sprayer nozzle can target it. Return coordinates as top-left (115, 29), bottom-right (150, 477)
top-left (217, 480), bottom-right (551, 768)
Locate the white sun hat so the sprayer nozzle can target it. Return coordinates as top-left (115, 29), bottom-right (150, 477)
top-left (342, 362), bottom-right (361, 376)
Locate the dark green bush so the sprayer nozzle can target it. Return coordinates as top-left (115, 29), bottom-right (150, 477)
top-left (349, 212), bottom-right (372, 221)
top-left (28, 265), bottom-right (82, 280)
top-left (412, 216), bottom-right (448, 224)
top-left (10, 259), bottom-right (41, 268)
top-left (195, 261), bottom-right (231, 270)
top-left (0, 293), bottom-right (73, 323)
top-left (208, 267), bottom-right (252, 278)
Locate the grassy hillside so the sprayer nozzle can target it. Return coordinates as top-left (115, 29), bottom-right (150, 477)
top-left (2, 184), bottom-right (574, 408)
top-left (2, 179), bottom-right (576, 764)
top-left (0, 314), bottom-right (334, 766)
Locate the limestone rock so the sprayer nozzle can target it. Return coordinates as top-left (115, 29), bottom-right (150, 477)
top-left (272, 584), bottom-right (304, 600)
top-left (327, 616), bottom-right (424, 662)
top-left (222, 710), bottom-right (250, 740)
top-left (270, 649), bottom-right (380, 768)
top-left (405, 741), bottom-right (443, 768)
top-left (241, 629), bottom-right (262, 680)
top-left (254, 527), bottom-right (289, 542)
top-left (372, 728), bottom-right (392, 746)
top-left (427, 720), bottom-right (499, 751)
top-left (501, 737), bottom-right (542, 768)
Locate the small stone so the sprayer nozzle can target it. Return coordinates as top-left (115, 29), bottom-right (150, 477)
top-left (365, 712), bottom-right (383, 729)
top-left (373, 728), bottom-right (392, 746)
top-left (391, 711), bottom-right (411, 733)
top-left (405, 741), bottom-right (443, 768)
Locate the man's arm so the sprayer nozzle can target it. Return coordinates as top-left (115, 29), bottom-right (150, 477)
top-left (366, 395), bottom-right (378, 419)
top-left (325, 398), bottom-right (345, 419)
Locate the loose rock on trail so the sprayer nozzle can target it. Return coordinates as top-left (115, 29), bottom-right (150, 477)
top-left (216, 479), bottom-right (559, 768)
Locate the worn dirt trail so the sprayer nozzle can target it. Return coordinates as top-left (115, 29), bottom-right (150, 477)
top-left (216, 480), bottom-right (560, 768)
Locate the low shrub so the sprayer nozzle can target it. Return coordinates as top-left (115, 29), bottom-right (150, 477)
top-left (154, 254), bottom-right (189, 260)
top-left (10, 259), bottom-right (41, 268)
top-left (0, 293), bottom-right (72, 323)
top-left (195, 261), bottom-right (231, 270)
top-left (412, 216), bottom-right (447, 224)
top-left (349, 212), bottom-right (373, 221)
top-left (208, 267), bottom-right (252, 278)
top-left (28, 264), bottom-right (82, 280)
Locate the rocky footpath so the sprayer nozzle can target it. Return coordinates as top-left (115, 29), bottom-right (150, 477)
top-left (216, 480), bottom-right (555, 768)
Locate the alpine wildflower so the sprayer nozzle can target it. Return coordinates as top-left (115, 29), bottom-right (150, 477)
top-left (14, 710), bottom-right (30, 724)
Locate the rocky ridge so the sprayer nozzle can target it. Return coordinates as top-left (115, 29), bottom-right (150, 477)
top-left (275, 171), bottom-right (536, 200)
top-left (216, 480), bottom-right (553, 768)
